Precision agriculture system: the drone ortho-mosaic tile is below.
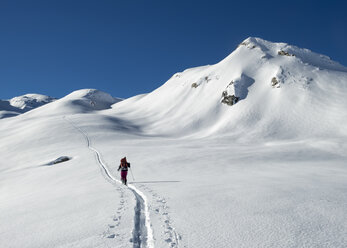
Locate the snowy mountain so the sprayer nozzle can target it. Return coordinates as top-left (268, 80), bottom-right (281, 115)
top-left (1, 37), bottom-right (347, 248)
top-left (24, 89), bottom-right (123, 117)
top-left (0, 90), bottom-right (122, 119)
top-left (0, 93), bottom-right (56, 118)
top-left (110, 37), bottom-right (347, 139)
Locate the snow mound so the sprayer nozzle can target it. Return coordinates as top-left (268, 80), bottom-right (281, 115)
top-left (59, 89), bottom-right (122, 111)
top-left (64, 89), bottom-right (116, 102)
top-left (20, 89), bottom-right (122, 117)
top-left (62, 89), bottom-right (121, 110)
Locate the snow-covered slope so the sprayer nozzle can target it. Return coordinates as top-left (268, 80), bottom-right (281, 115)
top-left (0, 93), bottom-right (56, 118)
top-left (110, 37), bottom-right (347, 140)
top-left (10, 94), bottom-right (56, 111)
top-left (0, 90), bottom-right (122, 119)
top-left (21, 89), bottom-right (122, 117)
top-left (1, 37), bottom-right (347, 248)
top-left (0, 90), bottom-right (127, 248)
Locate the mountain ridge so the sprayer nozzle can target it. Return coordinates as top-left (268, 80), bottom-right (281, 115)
top-left (2, 37), bottom-right (347, 141)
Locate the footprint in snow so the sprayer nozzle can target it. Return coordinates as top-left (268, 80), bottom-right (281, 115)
top-left (138, 185), bottom-right (182, 247)
top-left (157, 199), bottom-right (166, 203)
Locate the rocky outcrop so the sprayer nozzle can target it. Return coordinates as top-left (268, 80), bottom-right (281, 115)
top-left (221, 91), bottom-right (239, 106)
top-left (53, 156), bottom-right (71, 164)
top-left (221, 75), bottom-right (255, 106)
top-left (221, 81), bottom-right (239, 106)
top-left (271, 77), bottom-right (280, 88)
top-left (191, 76), bottom-right (212, 88)
top-left (238, 41), bottom-right (256, 49)
top-left (278, 50), bottom-right (295, 57)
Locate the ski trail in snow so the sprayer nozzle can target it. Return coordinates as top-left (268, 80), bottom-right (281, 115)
top-left (139, 184), bottom-right (181, 247)
top-left (63, 116), bottom-right (154, 248)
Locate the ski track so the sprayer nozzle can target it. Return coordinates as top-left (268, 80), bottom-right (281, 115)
top-left (138, 184), bottom-right (182, 248)
top-left (63, 116), bottom-right (154, 248)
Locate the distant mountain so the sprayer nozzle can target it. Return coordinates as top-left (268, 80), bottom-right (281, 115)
top-left (10, 94), bottom-right (57, 111)
top-left (0, 94), bottom-right (56, 118)
top-left (2, 37), bottom-right (347, 140)
top-left (22, 89), bottom-right (123, 117)
top-left (0, 90), bottom-right (122, 119)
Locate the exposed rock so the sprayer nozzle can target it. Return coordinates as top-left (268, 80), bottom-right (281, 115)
top-left (238, 41), bottom-right (256, 49)
top-left (44, 156), bottom-right (72, 166)
top-left (205, 76), bottom-right (211, 82)
top-left (191, 83), bottom-right (198, 88)
top-left (221, 81), bottom-right (239, 105)
top-left (53, 156), bottom-right (71, 164)
top-left (271, 77), bottom-right (280, 88)
top-left (221, 93), bottom-right (239, 106)
top-left (278, 50), bottom-right (295, 57)
top-left (191, 75), bottom-right (212, 89)
top-left (220, 75), bottom-right (254, 106)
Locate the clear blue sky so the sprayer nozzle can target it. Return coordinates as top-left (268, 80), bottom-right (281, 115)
top-left (1, 0), bottom-right (346, 99)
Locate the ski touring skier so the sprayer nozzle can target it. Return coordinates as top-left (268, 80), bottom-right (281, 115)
top-left (118, 157), bottom-right (130, 185)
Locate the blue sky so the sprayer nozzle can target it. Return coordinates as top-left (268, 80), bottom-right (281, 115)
top-left (1, 0), bottom-right (346, 99)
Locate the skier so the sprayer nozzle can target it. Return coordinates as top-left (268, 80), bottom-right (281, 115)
top-left (118, 157), bottom-right (130, 185)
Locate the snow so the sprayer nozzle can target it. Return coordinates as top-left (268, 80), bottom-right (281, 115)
top-left (109, 37), bottom-right (347, 139)
top-left (0, 93), bottom-right (56, 119)
top-left (9, 94), bottom-right (56, 110)
top-left (1, 37), bottom-right (347, 247)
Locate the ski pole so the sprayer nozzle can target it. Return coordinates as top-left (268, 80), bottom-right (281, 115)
top-left (129, 167), bottom-right (135, 181)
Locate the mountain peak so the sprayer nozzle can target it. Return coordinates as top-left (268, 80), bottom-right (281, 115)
top-left (236, 37), bottom-right (347, 72)
top-left (110, 37), bottom-right (347, 139)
